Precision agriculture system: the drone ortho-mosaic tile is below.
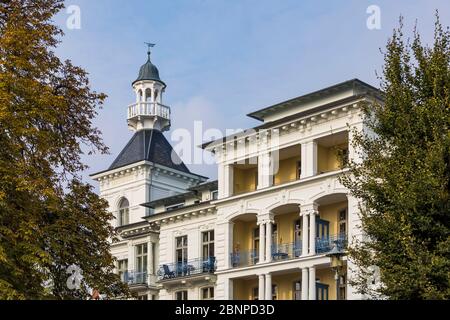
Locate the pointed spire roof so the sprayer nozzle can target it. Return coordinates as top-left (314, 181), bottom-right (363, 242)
top-left (108, 129), bottom-right (189, 173)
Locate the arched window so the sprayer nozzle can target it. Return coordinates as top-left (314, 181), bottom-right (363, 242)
top-left (118, 198), bottom-right (129, 226)
top-left (145, 88), bottom-right (152, 102)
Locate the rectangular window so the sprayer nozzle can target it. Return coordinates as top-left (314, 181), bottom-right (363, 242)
top-left (175, 290), bottom-right (188, 300)
top-left (211, 190), bottom-right (218, 200)
top-left (137, 294), bottom-right (148, 300)
top-left (202, 230), bottom-right (215, 259)
top-left (339, 208), bottom-right (348, 235)
top-left (135, 243), bottom-right (147, 283)
top-left (201, 287), bottom-right (214, 300)
top-left (293, 281), bottom-right (301, 300)
top-left (117, 259), bottom-right (128, 282)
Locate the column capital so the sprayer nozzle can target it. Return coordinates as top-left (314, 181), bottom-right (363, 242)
top-left (300, 202), bottom-right (318, 216)
top-left (257, 212), bottom-right (274, 224)
top-left (256, 220), bottom-right (267, 226)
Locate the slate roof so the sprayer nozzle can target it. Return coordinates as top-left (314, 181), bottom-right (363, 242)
top-left (108, 129), bottom-right (190, 173)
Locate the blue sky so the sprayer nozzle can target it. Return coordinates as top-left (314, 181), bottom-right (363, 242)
top-left (53, 0), bottom-right (450, 186)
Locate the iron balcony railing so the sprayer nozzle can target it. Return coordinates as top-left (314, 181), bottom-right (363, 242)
top-left (127, 102), bottom-right (170, 119)
top-left (315, 233), bottom-right (348, 254)
top-left (123, 270), bottom-right (148, 285)
top-left (229, 234), bottom-right (348, 269)
top-left (157, 257), bottom-right (216, 280)
top-left (271, 241), bottom-right (302, 261)
top-left (230, 250), bottom-right (259, 268)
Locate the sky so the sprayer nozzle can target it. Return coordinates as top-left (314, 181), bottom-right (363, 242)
top-left (52, 0), bottom-right (450, 188)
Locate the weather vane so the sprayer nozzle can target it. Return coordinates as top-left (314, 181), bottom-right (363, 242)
top-left (144, 42), bottom-right (155, 58)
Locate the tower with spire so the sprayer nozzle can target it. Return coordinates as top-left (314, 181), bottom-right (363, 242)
top-left (90, 45), bottom-right (207, 299)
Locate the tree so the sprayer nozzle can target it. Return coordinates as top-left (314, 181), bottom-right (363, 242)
top-left (341, 14), bottom-right (450, 299)
top-left (0, 0), bottom-right (129, 299)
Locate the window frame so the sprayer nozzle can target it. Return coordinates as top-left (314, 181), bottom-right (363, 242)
top-left (202, 230), bottom-right (215, 260)
top-left (201, 286), bottom-right (214, 300)
top-left (175, 290), bottom-right (188, 300)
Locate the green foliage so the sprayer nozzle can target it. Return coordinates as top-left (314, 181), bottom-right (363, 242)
top-left (341, 14), bottom-right (450, 299)
top-left (0, 0), bottom-right (129, 299)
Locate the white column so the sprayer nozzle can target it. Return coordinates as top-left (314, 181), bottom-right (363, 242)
top-left (127, 241), bottom-right (135, 271)
top-left (135, 89), bottom-right (140, 103)
top-left (258, 152), bottom-right (273, 189)
top-left (258, 222), bottom-right (266, 263)
top-left (258, 274), bottom-right (265, 300)
top-left (309, 211), bottom-right (316, 255)
top-left (221, 164), bottom-right (234, 198)
top-left (301, 268), bottom-right (309, 300)
top-left (224, 278), bottom-right (234, 299)
top-left (347, 195), bottom-right (363, 300)
top-left (300, 140), bottom-right (317, 178)
top-left (150, 85), bottom-right (155, 102)
top-left (225, 222), bottom-right (234, 269)
top-left (265, 273), bottom-right (272, 300)
top-left (148, 241), bottom-right (154, 275)
top-left (142, 87), bottom-right (147, 102)
top-left (309, 266), bottom-right (316, 300)
top-left (301, 210), bottom-right (309, 257)
top-left (265, 220), bottom-right (273, 262)
top-left (306, 203), bottom-right (318, 255)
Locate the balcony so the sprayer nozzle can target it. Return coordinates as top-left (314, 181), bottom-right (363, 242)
top-left (157, 257), bottom-right (216, 281)
top-left (127, 102), bottom-right (170, 120)
top-left (123, 270), bottom-right (148, 291)
top-left (271, 242), bottom-right (302, 261)
top-left (230, 250), bottom-right (259, 268)
top-left (315, 233), bottom-right (347, 254)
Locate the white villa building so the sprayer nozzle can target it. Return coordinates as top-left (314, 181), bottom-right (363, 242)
top-left (91, 49), bottom-right (382, 300)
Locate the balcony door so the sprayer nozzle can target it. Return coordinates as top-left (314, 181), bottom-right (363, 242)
top-left (202, 231), bottom-right (215, 272)
top-left (135, 243), bottom-right (147, 283)
top-left (176, 235), bottom-right (188, 276)
top-left (293, 281), bottom-right (301, 300)
top-left (253, 227), bottom-right (260, 264)
top-left (316, 219), bottom-right (329, 239)
top-left (315, 219), bottom-right (330, 253)
top-left (316, 283), bottom-right (329, 300)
